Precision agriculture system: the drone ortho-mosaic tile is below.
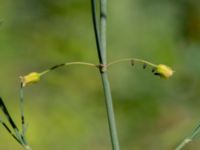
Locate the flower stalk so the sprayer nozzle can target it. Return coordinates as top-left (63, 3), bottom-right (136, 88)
top-left (20, 58), bottom-right (174, 87)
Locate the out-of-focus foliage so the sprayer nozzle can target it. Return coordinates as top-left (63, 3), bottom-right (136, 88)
top-left (0, 0), bottom-right (200, 150)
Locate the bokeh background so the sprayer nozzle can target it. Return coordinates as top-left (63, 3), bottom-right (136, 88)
top-left (0, 0), bottom-right (200, 150)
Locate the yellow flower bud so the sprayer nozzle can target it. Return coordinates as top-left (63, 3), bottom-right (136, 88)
top-left (154, 64), bottom-right (174, 79)
top-left (20, 72), bottom-right (41, 87)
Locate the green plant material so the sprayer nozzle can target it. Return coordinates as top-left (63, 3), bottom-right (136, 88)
top-left (1, 55), bottom-right (173, 150)
top-left (20, 62), bottom-right (97, 87)
top-left (20, 83), bottom-right (26, 138)
top-left (107, 58), bottom-right (174, 79)
top-left (17, 57), bottom-right (173, 150)
top-left (0, 97), bottom-right (31, 150)
top-left (91, 0), bottom-right (120, 150)
top-left (0, 1), bottom-right (175, 149)
top-left (175, 123), bottom-right (200, 150)
top-left (20, 58), bottom-right (173, 87)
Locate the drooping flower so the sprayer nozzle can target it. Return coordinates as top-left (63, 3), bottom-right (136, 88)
top-left (20, 72), bottom-right (41, 87)
top-left (154, 64), bottom-right (174, 79)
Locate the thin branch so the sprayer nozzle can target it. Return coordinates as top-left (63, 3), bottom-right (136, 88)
top-left (39, 61), bottom-right (98, 76)
top-left (107, 58), bottom-right (157, 68)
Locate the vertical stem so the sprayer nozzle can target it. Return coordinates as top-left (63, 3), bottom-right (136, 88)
top-left (20, 83), bottom-right (25, 137)
top-left (100, 0), bottom-right (107, 64)
top-left (91, 0), bottom-right (120, 150)
top-left (91, 0), bottom-right (103, 64)
top-left (20, 83), bottom-right (30, 148)
top-left (100, 73), bottom-right (120, 150)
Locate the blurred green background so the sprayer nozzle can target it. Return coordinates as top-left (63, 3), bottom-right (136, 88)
top-left (0, 0), bottom-right (200, 149)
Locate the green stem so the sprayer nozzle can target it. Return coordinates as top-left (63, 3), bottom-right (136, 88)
top-left (107, 58), bottom-right (157, 68)
top-left (175, 123), bottom-right (200, 150)
top-left (91, 0), bottom-right (103, 64)
top-left (91, 0), bottom-right (120, 150)
top-left (39, 62), bottom-right (97, 77)
top-left (101, 73), bottom-right (120, 150)
top-left (175, 138), bottom-right (191, 150)
top-left (19, 84), bottom-right (30, 149)
top-left (20, 83), bottom-right (26, 137)
top-left (100, 0), bottom-right (107, 64)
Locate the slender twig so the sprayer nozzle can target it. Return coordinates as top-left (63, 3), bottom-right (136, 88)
top-left (175, 123), bottom-right (200, 150)
top-left (39, 61), bottom-right (98, 76)
top-left (91, 0), bottom-right (120, 150)
top-left (107, 58), bottom-right (157, 68)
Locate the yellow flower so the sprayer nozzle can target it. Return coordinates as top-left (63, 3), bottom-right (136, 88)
top-left (20, 72), bottom-right (41, 87)
top-left (154, 64), bottom-right (174, 79)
